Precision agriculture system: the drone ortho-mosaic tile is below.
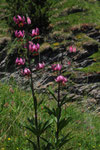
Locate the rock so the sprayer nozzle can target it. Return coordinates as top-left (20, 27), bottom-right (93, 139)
top-left (87, 98), bottom-right (97, 105)
top-left (59, 7), bottom-right (86, 17)
top-left (83, 41), bottom-right (98, 54)
top-left (74, 73), bottom-right (100, 83)
top-left (78, 58), bottom-right (95, 67)
top-left (0, 37), bottom-right (11, 71)
top-left (96, 107), bottom-right (100, 112)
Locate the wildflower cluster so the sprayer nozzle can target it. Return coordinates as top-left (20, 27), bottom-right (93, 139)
top-left (14, 15), bottom-right (45, 76)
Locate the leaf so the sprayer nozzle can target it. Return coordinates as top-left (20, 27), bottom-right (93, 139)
top-left (54, 107), bottom-right (61, 118)
top-left (60, 94), bottom-right (74, 106)
top-left (27, 138), bottom-right (37, 150)
top-left (47, 86), bottom-right (57, 101)
top-left (59, 117), bottom-right (71, 132)
top-left (38, 99), bottom-right (44, 108)
top-left (57, 132), bottom-right (72, 148)
top-left (27, 117), bottom-right (35, 126)
top-left (43, 143), bottom-right (54, 150)
top-left (44, 106), bottom-right (54, 116)
top-left (44, 106), bottom-right (61, 118)
top-left (40, 137), bottom-right (54, 149)
top-left (25, 126), bottom-right (37, 136)
top-left (40, 120), bottom-right (52, 135)
top-left (0, 99), bottom-right (5, 112)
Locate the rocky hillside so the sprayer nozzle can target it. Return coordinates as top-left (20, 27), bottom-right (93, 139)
top-left (0, 0), bottom-right (100, 111)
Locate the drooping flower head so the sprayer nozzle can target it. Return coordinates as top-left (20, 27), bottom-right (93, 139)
top-left (13, 15), bottom-right (26, 27)
top-left (67, 61), bottom-right (71, 66)
top-left (69, 46), bottom-right (76, 53)
top-left (55, 75), bottom-right (67, 84)
top-left (15, 58), bottom-right (25, 65)
top-left (51, 64), bottom-right (62, 71)
top-left (31, 28), bottom-right (39, 37)
top-left (15, 30), bottom-right (25, 38)
top-left (51, 64), bottom-right (57, 71)
top-left (29, 42), bottom-right (40, 52)
top-left (36, 62), bottom-right (45, 70)
top-left (27, 17), bottom-right (31, 25)
top-left (21, 68), bottom-right (31, 76)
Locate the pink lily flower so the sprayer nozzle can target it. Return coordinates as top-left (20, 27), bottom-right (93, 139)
top-left (15, 58), bottom-right (25, 65)
top-left (31, 29), bottom-right (36, 36)
top-left (73, 47), bottom-right (76, 52)
top-left (21, 68), bottom-right (31, 76)
top-left (13, 15), bottom-right (26, 25)
top-left (37, 43), bottom-right (40, 50)
top-left (69, 46), bottom-right (76, 53)
top-left (15, 30), bottom-right (25, 38)
top-left (67, 61), bottom-right (71, 66)
top-left (27, 17), bottom-right (31, 24)
top-left (55, 75), bottom-right (67, 84)
top-left (51, 64), bottom-right (56, 70)
top-left (51, 64), bottom-right (62, 71)
top-left (36, 28), bottom-right (39, 35)
top-left (31, 28), bottom-right (39, 37)
top-left (29, 42), bottom-right (40, 52)
top-left (36, 62), bottom-right (45, 70)
top-left (17, 15), bottom-right (22, 21)
top-left (13, 16), bottom-right (19, 24)
top-left (55, 64), bottom-right (62, 71)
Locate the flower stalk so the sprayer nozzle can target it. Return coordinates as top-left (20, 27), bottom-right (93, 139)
top-left (28, 46), bottom-right (40, 150)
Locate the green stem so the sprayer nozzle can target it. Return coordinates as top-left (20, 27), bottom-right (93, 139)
top-left (27, 47), bottom-right (40, 150)
top-left (56, 82), bottom-right (61, 150)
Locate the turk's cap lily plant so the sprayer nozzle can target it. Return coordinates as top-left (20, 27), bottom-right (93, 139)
top-left (15, 30), bottom-right (25, 38)
top-left (21, 68), bottom-right (31, 76)
top-left (15, 58), bottom-right (25, 65)
top-left (55, 75), bottom-right (67, 84)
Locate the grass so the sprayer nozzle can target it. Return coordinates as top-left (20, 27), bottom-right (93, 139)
top-left (0, 0), bottom-right (9, 38)
top-left (0, 81), bottom-right (100, 150)
top-left (78, 47), bottom-right (100, 73)
top-left (50, 0), bottom-right (100, 30)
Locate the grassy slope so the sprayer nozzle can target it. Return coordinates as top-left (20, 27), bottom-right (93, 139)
top-left (49, 0), bottom-right (100, 73)
top-left (0, 82), bottom-right (100, 150)
top-left (0, 0), bottom-right (9, 38)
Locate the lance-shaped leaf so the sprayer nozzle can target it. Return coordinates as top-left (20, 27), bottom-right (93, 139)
top-left (38, 99), bottom-right (44, 108)
top-left (56, 132), bottom-right (72, 149)
top-left (27, 138), bottom-right (37, 150)
top-left (40, 137), bottom-right (54, 149)
top-left (47, 86), bottom-right (57, 101)
top-left (54, 107), bottom-right (61, 118)
top-left (0, 98), bottom-right (5, 112)
top-left (40, 120), bottom-right (53, 135)
top-left (41, 143), bottom-right (54, 150)
top-left (44, 107), bottom-right (61, 118)
top-left (60, 94), bottom-right (75, 106)
top-left (44, 106), bottom-right (55, 116)
top-left (25, 126), bottom-right (37, 136)
top-left (27, 117), bottom-right (35, 126)
top-left (59, 117), bottom-right (71, 132)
